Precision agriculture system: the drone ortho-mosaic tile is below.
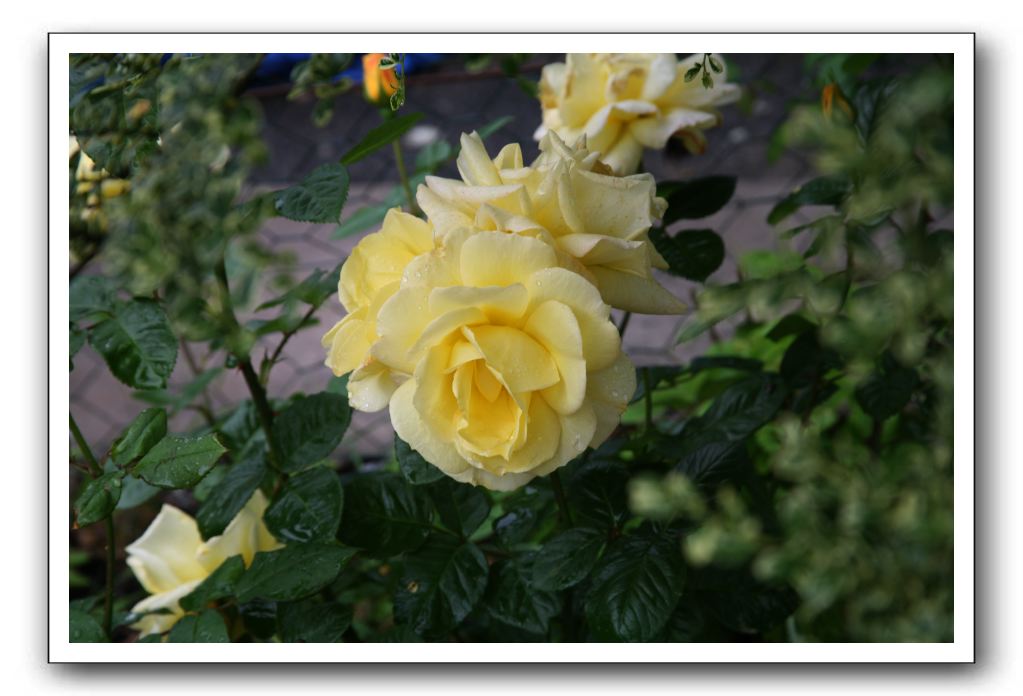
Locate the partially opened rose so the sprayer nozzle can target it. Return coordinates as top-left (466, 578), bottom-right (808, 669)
top-left (125, 491), bottom-right (280, 637)
top-left (322, 208), bottom-right (434, 382)
top-left (347, 230), bottom-right (635, 491)
top-left (536, 53), bottom-right (740, 175)
top-left (417, 130), bottom-right (685, 315)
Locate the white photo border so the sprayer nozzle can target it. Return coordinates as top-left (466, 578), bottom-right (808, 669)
top-left (50, 32), bottom-right (975, 663)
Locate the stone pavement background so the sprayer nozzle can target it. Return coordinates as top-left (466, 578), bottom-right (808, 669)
top-left (69, 53), bottom-right (821, 464)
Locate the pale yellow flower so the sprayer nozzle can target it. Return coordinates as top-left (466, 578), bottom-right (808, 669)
top-left (418, 131), bottom-right (685, 315)
top-left (536, 53), bottom-right (740, 175)
top-left (125, 491), bottom-right (280, 637)
top-left (321, 208), bottom-right (434, 395)
top-left (348, 230), bottom-right (635, 491)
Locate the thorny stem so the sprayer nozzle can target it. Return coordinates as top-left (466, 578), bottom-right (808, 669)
top-left (69, 411), bottom-right (115, 639)
top-left (549, 470), bottom-right (574, 528)
top-left (549, 468), bottom-right (577, 642)
top-left (214, 256), bottom-right (284, 473)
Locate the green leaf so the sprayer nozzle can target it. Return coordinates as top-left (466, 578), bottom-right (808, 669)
top-left (493, 486), bottom-right (555, 547)
top-left (657, 176), bottom-right (737, 223)
top-left (485, 556), bottom-right (560, 635)
top-left (180, 555), bottom-right (246, 613)
top-left (767, 175), bottom-right (852, 225)
top-left (332, 174), bottom-right (427, 239)
top-left (235, 543), bottom-right (355, 603)
top-left (675, 441), bottom-right (749, 489)
top-left (697, 373), bottom-right (787, 443)
top-left (114, 472), bottom-right (161, 510)
top-left (264, 466), bottom-right (343, 543)
top-left (167, 609), bottom-right (229, 642)
top-left (585, 530), bottom-right (686, 642)
top-left (133, 433), bottom-right (227, 489)
top-left (338, 472), bottom-right (434, 556)
top-left (340, 112), bottom-right (424, 165)
top-left (278, 599), bottom-right (352, 643)
top-left (393, 536), bottom-right (489, 638)
top-left (89, 299), bottom-right (178, 389)
top-left (474, 115), bottom-right (514, 141)
top-left (853, 79), bottom-right (896, 146)
top-left (70, 275), bottom-right (118, 322)
top-left (69, 608), bottom-right (106, 642)
top-left (133, 368), bottom-right (223, 416)
top-left (658, 598), bottom-right (705, 641)
top-left (256, 264), bottom-right (342, 311)
top-left (531, 527), bottom-right (606, 591)
top-left (767, 313), bottom-right (817, 342)
top-left (855, 353), bottom-right (919, 421)
top-left (73, 471), bottom-right (123, 527)
top-left (396, 434), bottom-right (445, 485)
top-left (649, 227), bottom-right (725, 283)
top-left (274, 163), bottom-right (350, 224)
top-left (428, 478), bottom-right (490, 538)
top-left (110, 408), bottom-right (167, 467)
top-left (566, 458), bottom-right (629, 530)
top-left (273, 392), bottom-right (351, 472)
top-left (195, 446), bottom-right (267, 539)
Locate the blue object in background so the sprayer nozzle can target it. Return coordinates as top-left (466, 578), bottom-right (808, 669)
top-left (248, 53), bottom-right (446, 89)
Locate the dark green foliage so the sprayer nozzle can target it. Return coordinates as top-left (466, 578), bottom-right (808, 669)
top-left (133, 433), bottom-right (227, 489)
top-left (196, 448), bottom-right (268, 539)
top-left (650, 228), bottom-right (726, 282)
top-left (235, 544), bottom-right (355, 603)
top-left (585, 529), bottom-right (687, 642)
top-left (275, 163), bottom-right (350, 223)
top-left (264, 466), bottom-right (344, 543)
top-left (338, 473), bottom-right (434, 556)
top-left (167, 610), bottom-right (230, 643)
top-left (273, 393), bottom-right (351, 472)
top-left (393, 536), bottom-right (489, 638)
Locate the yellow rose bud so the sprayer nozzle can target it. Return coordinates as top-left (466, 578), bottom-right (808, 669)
top-left (348, 230), bottom-right (636, 491)
top-left (125, 491), bottom-right (281, 637)
top-left (536, 53), bottom-right (740, 175)
top-left (362, 53), bottom-right (401, 106)
top-left (417, 130), bottom-right (685, 315)
top-left (321, 209), bottom-right (434, 388)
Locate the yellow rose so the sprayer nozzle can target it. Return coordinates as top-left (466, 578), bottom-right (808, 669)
top-left (125, 491), bottom-right (281, 637)
top-left (348, 230), bottom-right (636, 491)
top-left (417, 131), bottom-right (685, 315)
top-left (536, 53), bottom-right (740, 175)
top-left (321, 208), bottom-right (434, 392)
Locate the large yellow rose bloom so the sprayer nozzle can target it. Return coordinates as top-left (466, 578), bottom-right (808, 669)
top-left (418, 130), bottom-right (685, 315)
top-left (536, 53), bottom-right (740, 175)
top-left (348, 230), bottom-right (635, 491)
top-left (125, 491), bottom-right (280, 637)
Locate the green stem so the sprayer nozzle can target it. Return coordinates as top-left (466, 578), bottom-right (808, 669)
top-left (391, 138), bottom-right (418, 216)
top-left (69, 412), bottom-right (115, 639)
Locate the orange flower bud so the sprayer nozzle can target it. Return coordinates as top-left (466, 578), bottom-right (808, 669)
top-left (362, 53), bottom-right (401, 105)
top-left (822, 83), bottom-right (854, 120)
